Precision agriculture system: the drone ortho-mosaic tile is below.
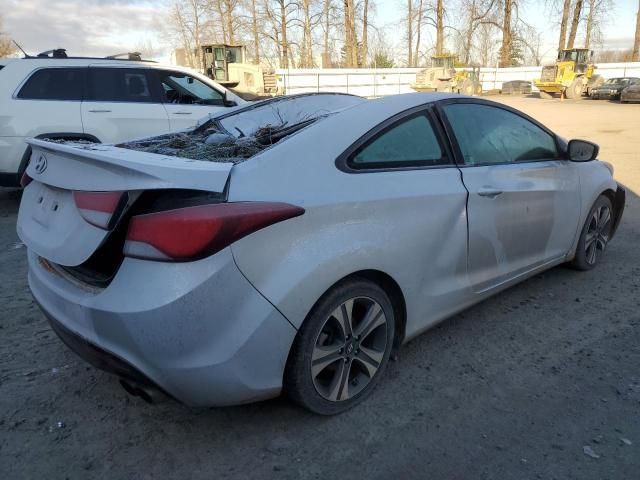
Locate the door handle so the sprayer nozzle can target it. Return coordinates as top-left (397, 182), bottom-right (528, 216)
top-left (173, 112), bottom-right (192, 115)
top-left (87, 109), bottom-right (111, 113)
top-left (478, 188), bottom-right (503, 198)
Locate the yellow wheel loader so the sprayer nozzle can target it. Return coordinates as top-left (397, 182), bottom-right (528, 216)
top-left (411, 54), bottom-right (481, 95)
top-left (534, 48), bottom-right (603, 99)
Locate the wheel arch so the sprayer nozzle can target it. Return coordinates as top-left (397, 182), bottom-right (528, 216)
top-left (601, 186), bottom-right (625, 239)
top-left (293, 269), bottom-right (408, 352)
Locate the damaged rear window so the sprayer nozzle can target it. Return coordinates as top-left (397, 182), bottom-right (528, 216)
top-left (118, 93), bottom-right (364, 164)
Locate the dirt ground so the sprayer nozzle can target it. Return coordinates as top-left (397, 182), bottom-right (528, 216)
top-left (1, 96), bottom-right (639, 479)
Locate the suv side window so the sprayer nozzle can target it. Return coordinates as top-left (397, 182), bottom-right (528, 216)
top-left (159, 71), bottom-right (224, 105)
top-left (18, 68), bottom-right (86, 101)
top-left (349, 114), bottom-right (445, 168)
top-left (442, 103), bottom-right (558, 166)
top-left (87, 68), bottom-right (158, 103)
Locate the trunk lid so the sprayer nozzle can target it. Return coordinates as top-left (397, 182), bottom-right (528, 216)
top-left (17, 139), bottom-right (232, 267)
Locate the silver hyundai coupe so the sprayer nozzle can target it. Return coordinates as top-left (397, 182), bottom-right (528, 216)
top-left (17, 93), bottom-right (625, 415)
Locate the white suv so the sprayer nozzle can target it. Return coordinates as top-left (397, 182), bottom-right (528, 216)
top-left (0, 53), bottom-right (244, 187)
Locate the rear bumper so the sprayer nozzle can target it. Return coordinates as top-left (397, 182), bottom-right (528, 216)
top-left (28, 248), bottom-right (297, 407)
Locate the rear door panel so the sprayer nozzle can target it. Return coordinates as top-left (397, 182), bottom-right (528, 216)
top-left (81, 67), bottom-right (170, 144)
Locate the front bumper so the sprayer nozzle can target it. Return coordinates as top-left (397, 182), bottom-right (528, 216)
top-left (590, 90), bottom-right (621, 99)
top-left (28, 248), bottom-right (297, 407)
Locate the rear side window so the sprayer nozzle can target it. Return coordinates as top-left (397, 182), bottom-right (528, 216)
top-left (87, 68), bottom-right (158, 103)
top-left (350, 114), bottom-right (445, 168)
top-left (18, 68), bottom-right (86, 100)
top-left (442, 103), bottom-right (558, 165)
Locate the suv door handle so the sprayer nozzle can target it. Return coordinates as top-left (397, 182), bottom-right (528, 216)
top-left (87, 109), bottom-right (112, 113)
top-left (478, 188), bottom-right (503, 198)
top-left (173, 112), bottom-right (192, 115)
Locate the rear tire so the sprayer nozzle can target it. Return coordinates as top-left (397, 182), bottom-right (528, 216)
top-left (538, 90), bottom-right (553, 99)
top-left (570, 195), bottom-right (614, 271)
top-left (285, 278), bottom-right (395, 415)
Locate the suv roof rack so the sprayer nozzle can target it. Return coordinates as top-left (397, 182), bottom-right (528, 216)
top-left (105, 52), bottom-right (144, 61)
top-left (37, 48), bottom-right (68, 58)
top-left (26, 48), bottom-right (156, 62)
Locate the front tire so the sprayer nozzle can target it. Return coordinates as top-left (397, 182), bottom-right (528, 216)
top-left (285, 278), bottom-right (395, 415)
top-left (565, 78), bottom-right (583, 99)
top-left (570, 195), bottom-right (614, 271)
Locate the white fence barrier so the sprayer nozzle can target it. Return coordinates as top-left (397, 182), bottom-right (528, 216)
top-left (275, 63), bottom-right (640, 97)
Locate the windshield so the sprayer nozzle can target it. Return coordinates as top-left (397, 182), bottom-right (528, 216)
top-left (603, 78), bottom-right (633, 86)
top-left (559, 50), bottom-right (589, 63)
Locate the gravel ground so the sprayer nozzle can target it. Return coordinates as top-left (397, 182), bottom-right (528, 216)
top-left (1, 96), bottom-right (639, 479)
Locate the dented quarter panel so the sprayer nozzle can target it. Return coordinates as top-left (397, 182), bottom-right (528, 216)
top-left (229, 94), bottom-right (471, 340)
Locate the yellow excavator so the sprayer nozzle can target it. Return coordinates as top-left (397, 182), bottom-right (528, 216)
top-left (411, 54), bottom-right (481, 95)
top-left (534, 48), bottom-right (603, 99)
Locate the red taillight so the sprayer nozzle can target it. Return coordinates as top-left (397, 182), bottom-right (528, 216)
top-left (73, 191), bottom-right (125, 230)
top-left (123, 202), bottom-right (305, 262)
top-left (20, 172), bottom-right (33, 188)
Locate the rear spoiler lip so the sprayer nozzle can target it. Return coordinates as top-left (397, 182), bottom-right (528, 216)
top-left (25, 139), bottom-right (233, 193)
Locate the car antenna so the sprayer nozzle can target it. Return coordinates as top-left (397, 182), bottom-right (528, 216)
top-left (12, 40), bottom-right (31, 58)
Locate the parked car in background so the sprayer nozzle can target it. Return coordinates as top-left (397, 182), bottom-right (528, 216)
top-left (17, 93), bottom-right (625, 415)
top-left (0, 49), bottom-right (244, 187)
top-left (620, 83), bottom-right (640, 103)
top-left (501, 80), bottom-right (532, 95)
top-left (590, 77), bottom-right (640, 100)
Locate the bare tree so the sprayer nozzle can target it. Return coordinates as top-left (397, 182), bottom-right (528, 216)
top-left (566, 0), bottom-right (583, 49)
top-left (0, 15), bottom-right (16, 58)
top-left (435, 0), bottom-right (445, 55)
top-left (299, 0), bottom-right (315, 67)
top-left (168, 0), bottom-right (208, 68)
top-left (249, 0), bottom-right (261, 62)
top-left (633, 0), bottom-right (640, 61)
top-left (558, 0), bottom-right (571, 50)
top-left (407, 0), bottom-right (413, 65)
top-left (361, 0), bottom-right (370, 66)
top-left (498, 0), bottom-right (513, 67)
top-left (584, 0), bottom-right (609, 49)
top-left (322, 0), bottom-right (333, 66)
top-left (459, 0), bottom-right (499, 65)
top-left (343, 0), bottom-right (358, 66)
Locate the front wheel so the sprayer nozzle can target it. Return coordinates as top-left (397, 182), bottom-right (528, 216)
top-left (570, 195), bottom-right (614, 271)
top-left (565, 78), bottom-right (583, 99)
top-left (285, 278), bottom-right (395, 415)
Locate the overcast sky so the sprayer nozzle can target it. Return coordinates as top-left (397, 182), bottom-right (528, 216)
top-left (2, 0), bottom-right (638, 64)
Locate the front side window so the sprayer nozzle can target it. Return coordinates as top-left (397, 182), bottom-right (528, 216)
top-left (442, 103), bottom-right (558, 166)
top-left (87, 68), bottom-right (156, 103)
top-left (18, 68), bottom-right (86, 100)
top-left (160, 71), bottom-right (223, 105)
top-left (350, 114), bottom-right (445, 168)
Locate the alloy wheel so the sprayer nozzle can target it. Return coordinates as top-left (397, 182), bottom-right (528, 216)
top-left (585, 204), bottom-right (612, 265)
top-left (311, 297), bottom-right (388, 402)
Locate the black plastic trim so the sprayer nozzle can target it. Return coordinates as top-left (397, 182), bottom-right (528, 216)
top-left (610, 184), bottom-right (626, 239)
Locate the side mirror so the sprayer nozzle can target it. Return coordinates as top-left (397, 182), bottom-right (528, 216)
top-left (567, 139), bottom-right (599, 162)
top-left (223, 91), bottom-right (237, 107)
